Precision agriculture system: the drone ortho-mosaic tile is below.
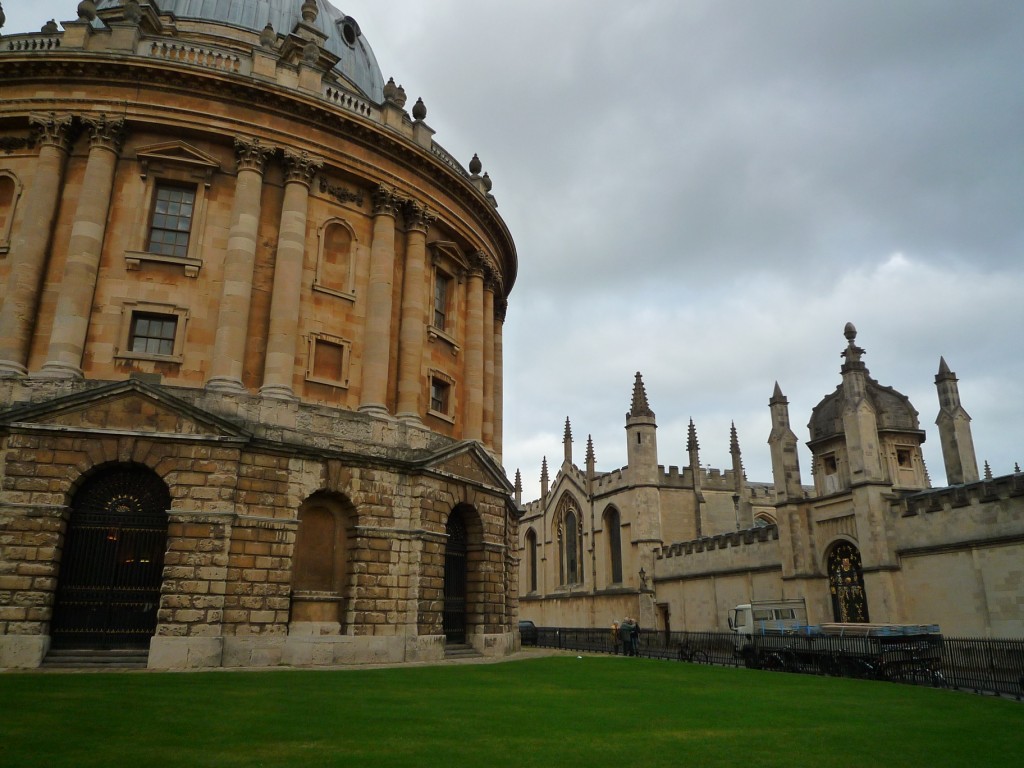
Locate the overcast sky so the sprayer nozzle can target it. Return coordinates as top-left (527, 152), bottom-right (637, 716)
top-left (6, 2), bottom-right (1023, 500)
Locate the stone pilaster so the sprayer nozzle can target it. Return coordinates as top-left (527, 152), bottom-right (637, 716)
top-left (358, 185), bottom-right (400, 415)
top-left (207, 137), bottom-right (271, 393)
top-left (482, 268), bottom-right (496, 448)
top-left (38, 114), bottom-right (125, 379)
top-left (260, 149), bottom-right (321, 401)
top-left (395, 200), bottom-right (434, 421)
top-left (0, 113), bottom-right (73, 377)
top-left (463, 252), bottom-right (486, 441)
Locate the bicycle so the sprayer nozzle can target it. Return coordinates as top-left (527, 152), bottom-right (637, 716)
top-left (677, 642), bottom-right (710, 664)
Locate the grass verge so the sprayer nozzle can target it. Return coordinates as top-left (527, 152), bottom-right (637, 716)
top-left (1, 655), bottom-right (1020, 767)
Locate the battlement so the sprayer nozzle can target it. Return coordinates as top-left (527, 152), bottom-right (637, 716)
top-left (894, 472), bottom-right (1024, 517)
top-left (658, 524), bottom-right (779, 559)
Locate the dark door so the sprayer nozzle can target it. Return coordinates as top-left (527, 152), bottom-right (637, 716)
top-left (443, 513), bottom-right (467, 643)
top-left (50, 466), bottom-right (170, 649)
top-left (828, 541), bottom-right (869, 623)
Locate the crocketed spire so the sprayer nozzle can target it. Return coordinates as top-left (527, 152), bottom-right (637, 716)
top-left (629, 371), bottom-right (655, 418)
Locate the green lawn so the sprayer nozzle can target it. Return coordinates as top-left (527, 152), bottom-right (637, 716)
top-left (1, 654), bottom-right (1020, 767)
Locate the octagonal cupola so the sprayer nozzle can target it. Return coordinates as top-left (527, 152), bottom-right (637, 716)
top-left (807, 324), bottom-right (928, 495)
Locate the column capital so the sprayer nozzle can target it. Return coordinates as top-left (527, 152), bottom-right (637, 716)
top-left (372, 184), bottom-right (401, 217)
top-left (495, 297), bottom-right (508, 323)
top-left (403, 199), bottom-right (435, 233)
top-left (81, 114), bottom-right (126, 154)
top-left (28, 112), bottom-right (74, 153)
top-left (469, 249), bottom-right (490, 277)
top-left (282, 148), bottom-right (322, 187)
top-left (234, 136), bottom-right (272, 174)
top-left (484, 265), bottom-right (502, 294)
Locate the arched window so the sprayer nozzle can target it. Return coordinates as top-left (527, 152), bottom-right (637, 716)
top-left (827, 540), bottom-right (869, 623)
top-left (604, 506), bottom-right (622, 585)
top-left (524, 528), bottom-right (538, 593)
top-left (314, 220), bottom-right (355, 297)
top-left (556, 494), bottom-right (583, 586)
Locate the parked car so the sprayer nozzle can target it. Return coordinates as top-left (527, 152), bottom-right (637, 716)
top-left (518, 619), bottom-right (538, 646)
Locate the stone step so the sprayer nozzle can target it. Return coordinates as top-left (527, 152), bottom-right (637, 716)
top-left (42, 649), bottom-right (149, 669)
top-left (444, 643), bottom-right (482, 660)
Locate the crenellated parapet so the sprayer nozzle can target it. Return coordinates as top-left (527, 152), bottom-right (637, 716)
top-left (658, 524), bottom-right (779, 560)
top-left (893, 472), bottom-right (1024, 519)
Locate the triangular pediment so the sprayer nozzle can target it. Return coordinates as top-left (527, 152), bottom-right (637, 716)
top-left (0, 379), bottom-right (250, 440)
top-left (136, 141), bottom-right (221, 171)
top-left (428, 241), bottom-right (468, 271)
top-left (425, 441), bottom-right (514, 493)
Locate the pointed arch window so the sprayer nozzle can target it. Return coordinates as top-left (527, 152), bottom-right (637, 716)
top-left (524, 528), bottom-right (538, 593)
top-left (604, 506), bottom-right (622, 585)
top-left (556, 494), bottom-right (583, 587)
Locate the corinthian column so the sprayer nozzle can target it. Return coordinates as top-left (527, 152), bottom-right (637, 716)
top-left (260, 149), bottom-right (321, 401)
top-left (207, 137), bottom-right (271, 393)
top-left (494, 297), bottom-right (507, 462)
top-left (39, 114), bottom-right (125, 379)
top-left (0, 113), bottom-right (73, 376)
top-left (358, 185), bottom-right (400, 415)
top-left (463, 252), bottom-right (486, 441)
top-left (395, 200), bottom-right (434, 421)
top-left (481, 268), bottom-right (496, 447)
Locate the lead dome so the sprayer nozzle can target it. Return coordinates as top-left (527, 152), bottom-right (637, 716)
top-left (94, 0), bottom-right (385, 101)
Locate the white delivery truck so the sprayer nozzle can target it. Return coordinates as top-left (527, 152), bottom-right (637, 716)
top-left (728, 599), bottom-right (943, 682)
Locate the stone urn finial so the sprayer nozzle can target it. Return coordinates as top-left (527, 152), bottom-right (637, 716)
top-left (482, 172), bottom-right (493, 192)
top-left (77, 1), bottom-right (97, 22)
top-left (124, 0), bottom-right (142, 24)
top-left (412, 97), bottom-right (427, 121)
top-left (469, 154), bottom-right (482, 175)
top-left (259, 22), bottom-right (276, 48)
top-left (42, 19), bottom-right (60, 33)
top-left (301, 0), bottom-right (318, 24)
top-left (0, 4), bottom-right (6, 31)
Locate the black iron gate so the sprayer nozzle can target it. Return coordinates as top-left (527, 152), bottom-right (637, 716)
top-left (443, 513), bottom-right (467, 643)
top-left (50, 466), bottom-right (171, 650)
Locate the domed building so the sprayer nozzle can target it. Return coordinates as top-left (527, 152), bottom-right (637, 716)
top-left (0, 1), bottom-right (518, 668)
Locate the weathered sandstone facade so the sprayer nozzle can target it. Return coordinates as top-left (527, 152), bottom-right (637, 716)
top-left (0, 1), bottom-right (518, 668)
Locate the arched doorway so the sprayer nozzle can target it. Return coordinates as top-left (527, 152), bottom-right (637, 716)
top-left (443, 510), bottom-right (468, 643)
top-left (827, 541), bottom-right (869, 623)
top-left (50, 465), bottom-right (170, 649)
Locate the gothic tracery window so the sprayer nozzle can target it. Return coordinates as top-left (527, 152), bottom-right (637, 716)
top-left (556, 494), bottom-right (583, 587)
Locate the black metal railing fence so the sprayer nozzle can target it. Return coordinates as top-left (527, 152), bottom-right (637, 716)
top-left (532, 627), bottom-right (1024, 698)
